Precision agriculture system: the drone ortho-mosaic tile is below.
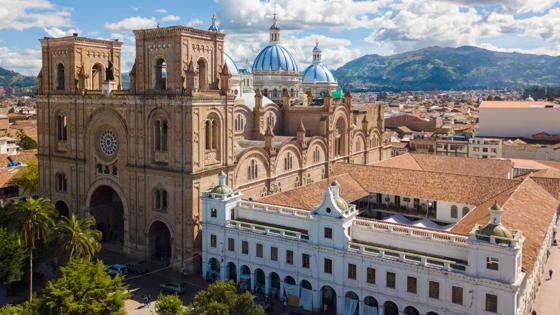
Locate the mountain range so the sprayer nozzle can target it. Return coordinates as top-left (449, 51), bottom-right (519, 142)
top-left (1, 45), bottom-right (560, 93)
top-left (333, 46), bottom-right (560, 91)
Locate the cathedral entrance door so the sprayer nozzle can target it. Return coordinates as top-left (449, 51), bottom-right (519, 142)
top-left (89, 185), bottom-right (124, 249)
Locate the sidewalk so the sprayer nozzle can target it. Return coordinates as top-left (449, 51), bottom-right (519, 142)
top-left (533, 243), bottom-right (560, 315)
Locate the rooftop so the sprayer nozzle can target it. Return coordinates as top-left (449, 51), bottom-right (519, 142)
top-left (480, 101), bottom-right (560, 109)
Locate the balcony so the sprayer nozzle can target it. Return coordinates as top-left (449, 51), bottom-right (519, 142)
top-left (227, 219), bottom-right (310, 241)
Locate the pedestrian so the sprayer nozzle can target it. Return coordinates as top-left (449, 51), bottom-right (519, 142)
top-left (549, 269), bottom-right (553, 279)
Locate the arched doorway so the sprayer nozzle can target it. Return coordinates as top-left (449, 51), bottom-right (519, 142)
top-left (404, 306), bottom-right (420, 315)
top-left (239, 265), bottom-right (251, 291)
top-left (364, 296), bottom-right (379, 315)
top-left (284, 276), bottom-right (296, 285)
top-left (345, 291), bottom-right (359, 315)
top-left (55, 200), bottom-right (69, 217)
top-left (148, 221), bottom-right (172, 263)
top-left (207, 257), bottom-right (220, 281)
top-left (255, 269), bottom-right (265, 293)
top-left (227, 262), bottom-right (237, 283)
top-left (301, 280), bottom-right (312, 290)
top-left (383, 301), bottom-right (398, 315)
top-left (270, 272), bottom-right (280, 298)
top-left (89, 185), bottom-right (124, 245)
top-left (321, 285), bottom-right (337, 314)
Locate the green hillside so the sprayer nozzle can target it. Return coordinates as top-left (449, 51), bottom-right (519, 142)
top-left (0, 67), bottom-right (36, 88)
top-left (333, 46), bottom-right (560, 91)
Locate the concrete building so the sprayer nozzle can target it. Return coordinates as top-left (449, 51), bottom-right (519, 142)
top-left (435, 138), bottom-right (469, 157)
top-left (479, 101), bottom-right (560, 138)
top-left (201, 156), bottom-right (559, 315)
top-left (468, 138), bottom-right (503, 159)
top-left (0, 137), bottom-right (18, 155)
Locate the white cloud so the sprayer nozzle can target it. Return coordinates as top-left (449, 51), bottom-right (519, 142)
top-left (161, 15), bottom-right (180, 23)
top-left (43, 27), bottom-right (80, 38)
top-left (187, 18), bottom-right (205, 28)
top-left (155, 9), bottom-right (167, 14)
top-left (0, 47), bottom-right (42, 75)
top-left (0, 0), bottom-right (72, 30)
top-left (104, 16), bottom-right (157, 32)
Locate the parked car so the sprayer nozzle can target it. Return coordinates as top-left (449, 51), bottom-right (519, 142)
top-left (126, 261), bottom-right (149, 274)
top-left (106, 264), bottom-right (128, 277)
top-left (159, 282), bottom-right (188, 294)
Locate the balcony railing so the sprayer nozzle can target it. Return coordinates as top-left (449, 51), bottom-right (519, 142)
top-left (227, 219), bottom-right (310, 241)
top-left (349, 241), bottom-right (467, 273)
top-left (238, 200), bottom-right (310, 218)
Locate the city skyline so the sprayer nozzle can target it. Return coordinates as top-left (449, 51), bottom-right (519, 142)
top-left (0, 0), bottom-right (560, 76)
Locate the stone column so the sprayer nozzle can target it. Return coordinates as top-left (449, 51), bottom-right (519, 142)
top-left (337, 294), bottom-right (345, 315)
top-left (265, 274), bottom-right (271, 295)
top-left (219, 261), bottom-right (226, 280)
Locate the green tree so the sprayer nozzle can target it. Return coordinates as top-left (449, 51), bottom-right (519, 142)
top-left (15, 130), bottom-right (37, 150)
top-left (0, 227), bottom-right (26, 285)
top-left (188, 281), bottom-right (264, 315)
top-left (156, 294), bottom-right (186, 315)
top-left (38, 259), bottom-right (130, 315)
top-left (54, 214), bottom-right (101, 262)
top-left (9, 160), bottom-right (39, 196)
top-left (4, 198), bottom-right (57, 301)
top-left (0, 301), bottom-right (36, 315)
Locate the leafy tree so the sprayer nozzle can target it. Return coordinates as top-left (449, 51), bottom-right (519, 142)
top-left (15, 130), bottom-right (37, 150)
top-left (54, 214), bottom-right (101, 262)
top-left (4, 198), bottom-right (57, 301)
top-left (188, 281), bottom-right (264, 315)
top-left (0, 301), bottom-right (36, 315)
top-left (38, 259), bottom-right (130, 315)
top-left (156, 294), bottom-right (186, 315)
top-left (0, 227), bottom-right (26, 285)
top-left (9, 160), bottom-right (39, 196)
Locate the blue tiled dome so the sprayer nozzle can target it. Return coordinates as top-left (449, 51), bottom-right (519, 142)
top-left (302, 64), bottom-right (336, 83)
top-left (224, 52), bottom-right (239, 76)
top-left (252, 44), bottom-right (298, 73)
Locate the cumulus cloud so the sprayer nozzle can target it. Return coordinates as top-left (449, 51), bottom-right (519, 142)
top-left (0, 47), bottom-right (42, 75)
top-left (104, 16), bottom-right (157, 32)
top-left (155, 9), bottom-right (167, 14)
top-left (43, 27), bottom-right (80, 38)
top-left (161, 15), bottom-right (180, 23)
top-left (187, 18), bottom-right (205, 28)
top-left (0, 0), bottom-right (72, 30)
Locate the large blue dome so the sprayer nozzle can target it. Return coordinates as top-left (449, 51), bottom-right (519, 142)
top-left (252, 44), bottom-right (298, 73)
top-left (302, 63), bottom-right (336, 83)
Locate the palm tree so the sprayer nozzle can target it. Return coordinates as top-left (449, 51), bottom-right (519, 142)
top-left (55, 214), bottom-right (102, 262)
top-left (5, 198), bottom-right (57, 301)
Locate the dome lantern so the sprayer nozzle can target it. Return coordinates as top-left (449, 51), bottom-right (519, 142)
top-left (269, 13), bottom-right (280, 43)
top-left (312, 40), bottom-right (322, 64)
top-left (208, 14), bottom-right (219, 31)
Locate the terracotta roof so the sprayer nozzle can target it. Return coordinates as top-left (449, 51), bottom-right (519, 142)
top-left (452, 177), bottom-right (559, 272)
top-left (334, 163), bottom-right (520, 205)
top-left (374, 153), bottom-right (513, 179)
top-left (257, 173), bottom-right (368, 211)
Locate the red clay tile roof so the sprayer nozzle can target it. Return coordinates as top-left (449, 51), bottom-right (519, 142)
top-left (257, 173), bottom-right (368, 211)
top-left (452, 177), bottom-right (559, 272)
top-left (334, 163), bottom-right (520, 205)
top-left (374, 153), bottom-right (513, 179)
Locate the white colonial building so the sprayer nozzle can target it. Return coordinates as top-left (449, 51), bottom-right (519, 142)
top-left (201, 157), bottom-right (559, 315)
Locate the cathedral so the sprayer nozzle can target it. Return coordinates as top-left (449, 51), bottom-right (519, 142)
top-left (36, 15), bottom-right (391, 272)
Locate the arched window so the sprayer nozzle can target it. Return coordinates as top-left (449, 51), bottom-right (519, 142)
top-left (266, 113), bottom-right (275, 129)
top-left (273, 88), bottom-right (278, 98)
top-left (284, 152), bottom-right (293, 170)
top-left (335, 118), bottom-right (347, 157)
top-left (154, 188), bottom-right (168, 211)
top-left (155, 58), bottom-right (167, 90)
top-left (263, 88), bottom-right (268, 97)
top-left (313, 147), bottom-right (320, 163)
top-left (197, 58), bottom-right (207, 91)
top-left (355, 139), bottom-right (362, 152)
top-left (91, 63), bottom-right (104, 90)
top-left (56, 63), bottom-right (65, 90)
top-left (290, 88), bottom-right (295, 97)
top-left (56, 113), bottom-right (68, 141)
top-left (154, 119), bottom-right (168, 152)
top-left (235, 114), bottom-right (244, 132)
top-left (205, 117), bottom-right (219, 151)
top-left (55, 172), bottom-right (67, 192)
top-left (462, 206), bottom-right (469, 217)
top-left (248, 159), bottom-right (258, 180)
top-left (451, 205), bottom-right (458, 219)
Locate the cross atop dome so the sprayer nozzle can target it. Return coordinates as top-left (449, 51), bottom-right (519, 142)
top-left (269, 11), bottom-right (280, 43)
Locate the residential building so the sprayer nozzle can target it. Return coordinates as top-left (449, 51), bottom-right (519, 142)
top-left (0, 137), bottom-right (18, 155)
top-left (468, 137), bottom-right (503, 159)
top-left (435, 138), bottom-right (469, 157)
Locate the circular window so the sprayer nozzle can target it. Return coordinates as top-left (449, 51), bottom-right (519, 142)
top-left (99, 130), bottom-right (118, 156)
top-left (326, 207), bottom-right (331, 213)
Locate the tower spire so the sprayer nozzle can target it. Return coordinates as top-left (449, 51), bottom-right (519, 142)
top-left (312, 39), bottom-right (322, 64)
top-left (269, 5), bottom-right (280, 43)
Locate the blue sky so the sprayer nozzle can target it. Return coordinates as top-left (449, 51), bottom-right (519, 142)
top-left (1, 0), bottom-right (560, 75)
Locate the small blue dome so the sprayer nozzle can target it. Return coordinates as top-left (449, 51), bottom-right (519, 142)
top-left (252, 44), bottom-right (298, 73)
top-left (224, 52), bottom-right (239, 76)
top-left (302, 63), bottom-right (336, 83)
